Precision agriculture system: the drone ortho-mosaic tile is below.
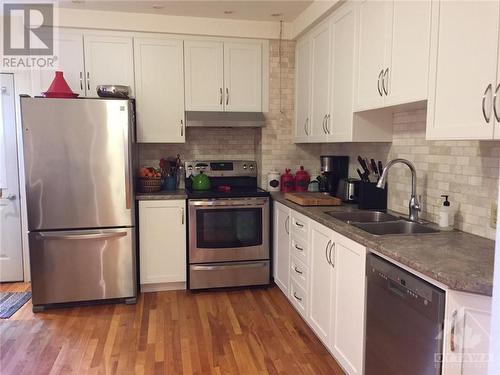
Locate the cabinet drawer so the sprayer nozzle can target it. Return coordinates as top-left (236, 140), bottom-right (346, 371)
top-left (290, 235), bottom-right (308, 265)
top-left (290, 211), bottom-right (309, 239)
top-left (289, 278), bottom-right (308, 318)
top-left (290, 255), bottom-right (308, 290)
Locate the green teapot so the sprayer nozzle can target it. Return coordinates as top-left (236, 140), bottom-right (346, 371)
top-left (190, 171), bottom-right (211, 190)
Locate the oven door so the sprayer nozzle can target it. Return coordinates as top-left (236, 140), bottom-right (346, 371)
top-left (188, 197), bottom-right (269, 263)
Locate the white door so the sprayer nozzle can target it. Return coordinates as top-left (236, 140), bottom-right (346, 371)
top-left (385, 0), bottom-right (431, 107)
top-left (134, 37), bottom-right (185, 143)
top-left (0, 74), bottom-right (24, 282)
top-left (426, 1), bottom-right (499, 140)
top-left (273, 202), bottom-right (290, 294)
top-left (184, 41), bottom-right (224, 111)
top-left (308, 221), bottom-right (334, 346)
top-left (329, 3), bottom-right (357, 142)
top-left (224, 42), bottom-right (262, 112)
top-left (294, 37), bottom-right (312, 142)
top-left (309, 21), bottom-right (331, 142)
top-left (355, 0), bottom-right (391, 111)
top-left (36, 30), bottom-right (85, 96)
top-left (330, 233), bottom-right (366, 375)
top-left (83, 34), bottom-right (135, 97)
top-left (139, 200), bottom-right (186, 285)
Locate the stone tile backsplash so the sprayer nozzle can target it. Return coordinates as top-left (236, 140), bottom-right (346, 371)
top-left (138, 39), bottom-right (499, 240)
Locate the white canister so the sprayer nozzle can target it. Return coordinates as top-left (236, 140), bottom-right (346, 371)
top-left (267, 171), bottom-right (280, 192)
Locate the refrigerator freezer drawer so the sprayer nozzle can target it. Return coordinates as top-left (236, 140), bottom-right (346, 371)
top-left (189, 260), bottom-right (270, 289)
top-left (29, 228), bottom-right (136, 306)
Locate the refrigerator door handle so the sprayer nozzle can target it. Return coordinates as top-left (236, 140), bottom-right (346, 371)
top-left (38, 230), bottom-right (128, 240)
top-left (123, 114), bottom-right (131, 210)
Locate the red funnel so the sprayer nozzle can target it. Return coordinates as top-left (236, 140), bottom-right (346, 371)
top-left (43, 71), bottom-right (79, 98)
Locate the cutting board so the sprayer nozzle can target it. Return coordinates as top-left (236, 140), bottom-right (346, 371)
top-left (284, 192), bottom-right (342, 206)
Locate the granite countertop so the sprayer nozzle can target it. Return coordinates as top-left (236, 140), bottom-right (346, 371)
top-left (272, 193), bottom-right (495, 296)
top-left (136, 190), bottom-right (187, 200)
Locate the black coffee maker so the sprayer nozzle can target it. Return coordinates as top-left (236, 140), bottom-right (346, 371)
top-left (319, 155), bottom-right (349, 196)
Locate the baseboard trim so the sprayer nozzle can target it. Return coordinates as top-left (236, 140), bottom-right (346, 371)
top-left (140, 282), bottom-right (186, 293)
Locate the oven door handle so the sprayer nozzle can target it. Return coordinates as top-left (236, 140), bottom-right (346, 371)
top-left (191, 262), bottom-right (267, 271)
top-left (189, 199), bottom-right (268, 207)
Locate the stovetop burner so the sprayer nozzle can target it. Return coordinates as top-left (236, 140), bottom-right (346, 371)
top-left (185, 159), bottom-right (269, 199)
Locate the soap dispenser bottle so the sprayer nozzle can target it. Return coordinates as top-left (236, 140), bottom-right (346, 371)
top-left (439, 195), bottom-right (451, 229)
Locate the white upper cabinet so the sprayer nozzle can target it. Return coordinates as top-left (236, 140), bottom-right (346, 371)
top-left (427, 1), bottom-right (500, 140)
top-left (386, 0), bottom-right (431, 106)
top-left (355, 0), bottom-right (431, 112)
top-left (83, 34), bottom-right (135, 97)
top-left (184, 41), bottom-right (224, 111)
top-left (273, 202), bottom-right (290, 294)
top-left (224, 42), bottom-right (262, 112)
top-left (294, 37), bottom-right (312, 142)
top-left (184, 40), bottom-right (263, 112)
top-left (36, 30), bottom-right (85, 96)
top-left (134, 37), bottom-right (185, 143)
top-left (308, 221), bottom-right (334, 346)
top-left (309, 21), bottom-right (332, 142)
top-left (328, 3), bottom-right (357, 142)
top-left (355, 0), bottom-right (390, 111)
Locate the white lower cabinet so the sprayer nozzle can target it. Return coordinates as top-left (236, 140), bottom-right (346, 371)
top-left (273, 204), bottom-right (367, 375)
top-left (442, 291), bottom-right (492, 375)
top-left (273, 202), bottom-right (291, 294)
top-left (329, 232), bottom-right (367, 375)
top-left (139, 200), bottom-right (186, 291)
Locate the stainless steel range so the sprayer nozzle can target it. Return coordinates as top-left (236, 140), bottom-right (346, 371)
top-left (185, 160), bottom-right (270, 289)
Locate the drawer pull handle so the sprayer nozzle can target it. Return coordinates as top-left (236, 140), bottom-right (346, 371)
top-left (294, 244), bottom-right (303, 251)
top-left (293, 292), bottom-right (302, 302)
top-left (294, 267), bottom-right (303, 275)
top-left (295, 222), bottom-right (304, 228)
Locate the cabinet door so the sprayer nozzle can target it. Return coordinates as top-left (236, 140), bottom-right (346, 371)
top-left (134, 37), bottom-right (185, 143)
top-left (224, 42), bottom-right (262, 112)
top-left (330, 233), bottom-right (367, 375)
top-left (184, 41), bottom-right (224, 111)
top-left (385, 0), bottom-right (431, 106)
top-left (139, 200), bottom-right (186, 284)
top-left (273, 202), bottom-right (290, 294)
top-left (426, 1), bottom-right (499, 140)
top-left (83, 34), bottom-right (135, 97)
top-left (329, 3), bottom-right (357, 142)
top-left (309, 21), bottom-right (331, 142)
top-left (308, 221), bottom-right (334, 346)
top-left (355, 0), bottom-right (391, 111)
top-left (443, 291), bottom-right (492, 375)
top-left (294, 37), bottom-right (312, 142)
top-left (36, 30), bottom-right (85, 96)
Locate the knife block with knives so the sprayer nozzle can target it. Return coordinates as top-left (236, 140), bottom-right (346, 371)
top-left (356, 155), bottom-right (388, 210)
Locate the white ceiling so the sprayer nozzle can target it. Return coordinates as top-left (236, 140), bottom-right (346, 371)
top-left (58, 0), bottom-right (314, 22)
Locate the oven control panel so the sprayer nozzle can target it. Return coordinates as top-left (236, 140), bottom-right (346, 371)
top-left (185, 160), bottom-right (257, 178)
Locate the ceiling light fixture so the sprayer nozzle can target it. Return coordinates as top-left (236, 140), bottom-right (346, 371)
top-left (152, 5), bottom-right (164, 9)
top-left (71, 0), bottom-right (85, 3)
top-left (271, 13), bottom-right (283, 18)
top-left (224, 10), bottom-right (234, 15)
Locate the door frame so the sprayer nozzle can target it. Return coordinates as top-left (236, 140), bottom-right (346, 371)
top-left (1, 71), bottom-right (32, 282)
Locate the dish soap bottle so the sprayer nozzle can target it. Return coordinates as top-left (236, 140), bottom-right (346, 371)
top-left (439, 195), bottom-right (452, 229)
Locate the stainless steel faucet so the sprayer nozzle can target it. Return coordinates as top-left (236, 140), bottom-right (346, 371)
top-left (376, 158), bottom-right (421, 222)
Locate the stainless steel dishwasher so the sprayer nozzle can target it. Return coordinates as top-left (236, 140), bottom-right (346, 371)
top-left (365, 254), bottom-right (446, 375)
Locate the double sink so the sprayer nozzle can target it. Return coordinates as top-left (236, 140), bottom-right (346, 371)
top-left (326, 211), bottom-right (440, 236)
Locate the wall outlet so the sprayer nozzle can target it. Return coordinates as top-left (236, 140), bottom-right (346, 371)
top-left (491, 203), bottom-right (497, 229)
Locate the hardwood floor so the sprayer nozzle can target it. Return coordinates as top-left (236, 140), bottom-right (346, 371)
top-left (0, 283), bottom-right (344, 375)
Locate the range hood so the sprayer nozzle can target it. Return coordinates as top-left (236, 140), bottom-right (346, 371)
top-left (185, 111), bottom-right (265, 128)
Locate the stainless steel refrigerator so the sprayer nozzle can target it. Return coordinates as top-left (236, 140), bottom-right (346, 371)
top-left (21, 97), bottom-right (136, 311)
